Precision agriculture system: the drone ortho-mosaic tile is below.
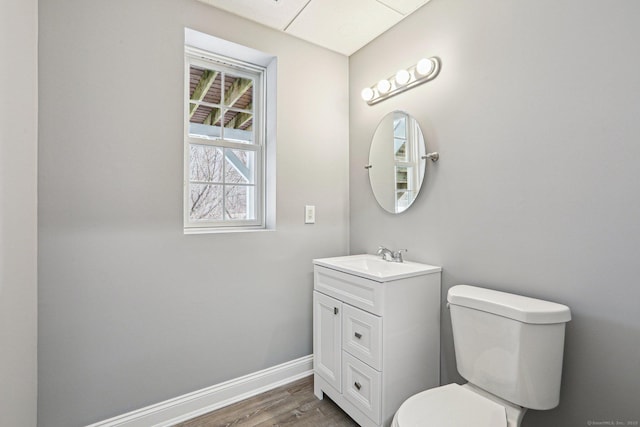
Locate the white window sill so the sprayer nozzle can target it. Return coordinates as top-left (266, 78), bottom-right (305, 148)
top-left (184, 227), bottom-right (276, 235)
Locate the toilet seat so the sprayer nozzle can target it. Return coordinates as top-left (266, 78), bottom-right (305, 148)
top-left (393, 383), bottom-right (507, 427)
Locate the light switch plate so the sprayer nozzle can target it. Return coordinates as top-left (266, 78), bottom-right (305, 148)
top-left (305, 205), bottom-right (315, 224)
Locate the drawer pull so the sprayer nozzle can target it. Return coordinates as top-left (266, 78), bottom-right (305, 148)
top-left (354, 381), bottom-right (362, 390)
top-left (354, 332), bottom-right (362, 339)
top-left (334, 307), bottom-right (339, 315)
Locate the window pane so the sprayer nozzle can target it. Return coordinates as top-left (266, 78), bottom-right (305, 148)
top-left (225, 149), bottom-right (255, 184)
top-left (394, 138), bottom-right (407, 161)
top-left (189, 105), bottom-right (222, 139)
top-left (396, 166), bottom-right (408, 191)
top-left (190, 144), bottom-right (223, 183)
top-left (225, 185), bottom-right (255, 220)
top-left (397, 190), bottom-right (411, 213)
top-left (189, 66), bottom-right (221, 104)
top-left (189, 184), bottom-right (223, 221)
top-left (223, 73), bottom-right (253, 109)
top-left (223, 111), bottom-right (254, 144)
top-left (222, 72), bottom-right (254, 144)
top-left (394, 116), bottom-right (406, 138)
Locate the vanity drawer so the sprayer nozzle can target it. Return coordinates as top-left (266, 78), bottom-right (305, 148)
top-left (314, 266), bottom-right (383, 315)
top-left (342, 304), bottom-right (382, 370)
top-left (342, 351), bottom-right (381, 425)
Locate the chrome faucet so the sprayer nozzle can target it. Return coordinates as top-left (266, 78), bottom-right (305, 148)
top-left (377, 246), bottom-right (407, 263)
top-left (377, 246), bottom-right (394, 261)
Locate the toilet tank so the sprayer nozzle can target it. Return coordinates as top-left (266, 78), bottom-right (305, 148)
top-left (447, 285), bottom-right (571, 410)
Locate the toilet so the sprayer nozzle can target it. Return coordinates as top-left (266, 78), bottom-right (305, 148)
top-left (392, 284), bottom-right (571, 427)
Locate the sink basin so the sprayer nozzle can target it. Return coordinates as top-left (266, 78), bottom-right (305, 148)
top-left (313, 254), bottom-right (441, 282)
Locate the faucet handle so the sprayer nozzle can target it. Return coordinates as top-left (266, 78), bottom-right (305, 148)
top-left (393, 249), bottom-right (407, 263)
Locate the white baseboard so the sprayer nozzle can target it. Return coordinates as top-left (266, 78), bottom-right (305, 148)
top-left (86, 355), bottom-right (313, 427)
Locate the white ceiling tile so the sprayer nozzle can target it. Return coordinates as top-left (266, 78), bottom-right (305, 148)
top-left (285, 0), bottom-right (403, 55)
top-left (377, 0), bottom-right (432, 16)
top-left (197, 0), bottom-right (309, 31)
top-left (196, 0), bottom-right (432, 55)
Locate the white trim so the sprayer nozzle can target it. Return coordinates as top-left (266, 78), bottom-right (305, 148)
top-left (185, 28), bottom-right (274, 68)
top-left (184, 226), bottom-right (276, 235)
top-left (85, 355), bottom-right (313, 427)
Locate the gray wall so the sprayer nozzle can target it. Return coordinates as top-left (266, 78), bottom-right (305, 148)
top-left (350, 0), bottom-right (640, 425)
top-left (38, 1), bottom-right (349, 426)
top-left (0, 0), bottom-right (38, 426)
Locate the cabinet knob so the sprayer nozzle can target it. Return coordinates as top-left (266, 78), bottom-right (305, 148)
top-left (354, 332), bottom-right (362, 339)
top-left (354, 381), bottom-right (362, 390)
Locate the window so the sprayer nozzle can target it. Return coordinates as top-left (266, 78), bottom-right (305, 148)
top-left (393, 112), bottom-right (424, 213)
top-left (184, 46), bottom-right (267, 231)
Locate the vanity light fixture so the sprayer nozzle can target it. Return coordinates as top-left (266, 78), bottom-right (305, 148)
top-left (361, 57), bottom-right (440, 105)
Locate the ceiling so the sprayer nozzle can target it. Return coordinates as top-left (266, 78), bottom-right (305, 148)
top-left (196, 0), bottom-right (432, 56)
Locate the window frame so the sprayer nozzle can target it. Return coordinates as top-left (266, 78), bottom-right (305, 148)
top-left (184, 46), bottom-right (267, 231)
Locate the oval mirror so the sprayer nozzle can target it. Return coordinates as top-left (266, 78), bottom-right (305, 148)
top-left (368, 111), bottom-right (427, 214)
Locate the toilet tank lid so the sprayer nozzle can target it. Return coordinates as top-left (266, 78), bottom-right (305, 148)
top-left (447, 285), bottom-right (571, 324)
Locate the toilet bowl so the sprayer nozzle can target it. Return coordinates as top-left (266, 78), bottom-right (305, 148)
top-left (392, 285), bottom-right (571, 427)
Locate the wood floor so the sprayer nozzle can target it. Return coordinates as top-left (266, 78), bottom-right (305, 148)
top-left (173, 376), bottom-right (360, 427)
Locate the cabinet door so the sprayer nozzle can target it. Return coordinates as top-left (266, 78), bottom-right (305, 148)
top-left (313, 291), bottom-right (342, 392)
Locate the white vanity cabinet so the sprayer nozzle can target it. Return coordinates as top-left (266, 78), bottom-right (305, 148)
top-left (312, 255), bottom-right (441, 427)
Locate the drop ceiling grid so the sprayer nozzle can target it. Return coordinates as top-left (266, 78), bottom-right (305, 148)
top-left (285, 0), bottom-right (403, 56)
top-left (197, 0), bottom-right (309, 30)
top-left (196, 0), bottom-right (432, 56)
top-left (377, 0), bottom-right (431, 15)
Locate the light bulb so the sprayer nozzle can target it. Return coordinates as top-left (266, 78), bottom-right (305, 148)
top-left (361, 87), bottom-right (374, 101)
top-left (416, 58), bottom-right (434, 76)
top-left (395, 69), bottom-right (410, 86)
top-left (377, 79), bottom-right (391, 94)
